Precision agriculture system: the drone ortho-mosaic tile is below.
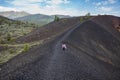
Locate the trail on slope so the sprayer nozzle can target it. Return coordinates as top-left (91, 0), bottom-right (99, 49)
top-left (40, 23), bottom-right (106, 80)
top-left (0, 21), bottom-right (120, 80)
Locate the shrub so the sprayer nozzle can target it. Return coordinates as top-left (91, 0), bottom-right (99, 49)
top-left (0, 38), bottom-right (6, 44)
top-left (22, 44), bottom-right (30, 52)
top-left (9, 48), bottom-right (15, 54)
top-left (54, 15), bottom-right (60, 21)
top-left (85, 13), bottom-right (91, 20)
top-left (80, 17), bottom-right (84, 23)
top-left (7, 33), bottom-right (12, 41)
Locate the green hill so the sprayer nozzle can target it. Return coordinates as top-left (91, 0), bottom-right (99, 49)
top-left (15, 14), bottom-right (71, 26)
top-left (0, 16), bottom-right (37, 44)
top-left (15, 14), bottom-right (54, 26)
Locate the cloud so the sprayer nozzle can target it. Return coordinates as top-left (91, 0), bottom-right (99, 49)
top-left (94, 1), bottom-right (108, 6)
top-left (98, 6), bottom-right (112, 12)
top-left (0, 6), bottom-right (19, 11)
top-left (10, 0), bottom-right (70, 6)
top-left (10, 0), bottom-right (44, 6)
top-left (6, 0), bottom-right (86, 16)
top-left (46, 0), bottom-right (70, 5)
top-left (94, 0), bottom-right (117, 6)
top-left (94, 0), bottom-right (117, 15)
top-left (108, 0), bottom-right (117, 4)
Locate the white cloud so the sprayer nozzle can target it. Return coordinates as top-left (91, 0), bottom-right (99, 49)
top-left (6, 0), bottom-right (86, 16)
top-left (108, 0), bottom-right (117, 4)
top-left (10, 0), bottom-right (70, 6)
top-left (0, 0), bottom-right (89, 16)
top-left (46, 0), bottom-right (70, 5)
top-left (0, 6), bottom-right (19, 11)
top-left (10, 0), bottom-right (44, 6)
top-left (98, 6), bottom-right (112, 12)
top-left (94, 0), bottom-right (117, 6)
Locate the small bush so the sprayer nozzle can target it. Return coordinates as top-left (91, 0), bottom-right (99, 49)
top-left (9, 48), bottom-right (15, 54)
top-left (10, 38), bottom-right (15, 43)
top-left (22, 44), bottom-right (30, 52)
top-left (7, 33), bottom-right (12, 41)
top-left (23, 32), bottom-right (27, 35)
top-left (80, 17), bottom-right (84, 23)
top-left (54, 15), bottom-right (60, 21)
top-left (0, 38), bottom-right (6, 44)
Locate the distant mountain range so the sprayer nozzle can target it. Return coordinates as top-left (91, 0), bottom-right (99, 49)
top-left (15, 14), bottom-right (54, 26)
top-left (0, 11), bottom-right (71, 26)
top-left (15, 14), bottom-right (70, 26)
top-left (0, 11), bottom-right (30, 19)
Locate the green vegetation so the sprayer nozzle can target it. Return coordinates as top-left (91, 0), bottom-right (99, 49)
top-left (7, 33), bottom-right (12, 41)
top-left (0, 16), bottom-right (38, 44)
top-left (85, 13), bottom-right (91, 20)
top-left (80, 17), bottom-right (84, 23)
top-left (54, 15), bottom-right (60, 21)
top-left (22, 44), bottom-right (30, 52)
top-left (80, 13), bottom-right (91, 23)
top-left (16, 14), bottom-right (54, 26)
top-left (0, 16), bottom-right (44, 64)
top-left (0, 40), bottom-right (43, 64)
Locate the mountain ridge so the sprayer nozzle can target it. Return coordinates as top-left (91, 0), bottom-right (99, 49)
top-left (0, 11), bottom-right (30, 19)
top-left (15, 13), bottom-right (71, 26)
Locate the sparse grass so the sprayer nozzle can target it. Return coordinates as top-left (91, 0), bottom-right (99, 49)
top-left (0, 47), bottom-right (23, 64)
top-left (0, 16), bottom-right (38, 44)
top-left (0, 40), bottom-right (43, 64)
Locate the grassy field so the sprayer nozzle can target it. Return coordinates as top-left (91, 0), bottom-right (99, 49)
top-left (0, 40), bottom-right (44, 64)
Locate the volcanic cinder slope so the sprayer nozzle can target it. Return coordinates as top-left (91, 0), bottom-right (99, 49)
top-left (0, 15), bottom-right (120, 80)
top-left (16, 17), bottom-right (80, 43)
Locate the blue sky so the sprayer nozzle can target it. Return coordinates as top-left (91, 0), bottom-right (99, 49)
top-left (0, 0), bottom-right (120, 16)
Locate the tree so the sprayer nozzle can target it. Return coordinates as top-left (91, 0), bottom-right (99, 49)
top-left (80, 17), bottom-right (84, 23)
top-left (85, 13), bottom-right (91, 20)
top-left (54, 15), bottom-right (60, 21)
top-left (7, 33), bottom-right (12, 41)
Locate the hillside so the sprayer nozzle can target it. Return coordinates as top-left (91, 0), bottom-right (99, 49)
top-left (15, 14), bottom-right (71, 26)
top-left (16, 17), bottom-right (80, 43)
top-left (0, 11), bottom-right (30, 19)
top-left (66, 20), bottom-right (120, 66)
top-left (91, 15), bottom-right (120, 33)
top-left (0, 15), bottom-right (120, 80)
top-left (15, 14), bottom-right (54, 26)
top-left (0, 16), bottom-right (37, 43)
top-left (0, 16), bottom-right (81, 64)
top-left (0, 16), bottom-right (38, 63)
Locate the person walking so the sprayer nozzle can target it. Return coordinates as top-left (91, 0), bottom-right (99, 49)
top-left (62, 42), bottom-right (67, 51)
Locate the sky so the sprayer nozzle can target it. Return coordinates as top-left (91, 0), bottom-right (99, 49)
top-left (0, 0), bottom-right (120, 16)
